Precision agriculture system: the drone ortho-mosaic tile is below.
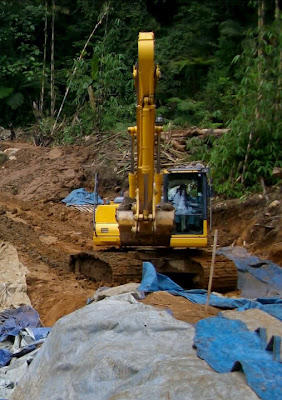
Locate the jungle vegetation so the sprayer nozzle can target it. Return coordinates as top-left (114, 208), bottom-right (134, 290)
top-left (0, 0), bottom-right (281, 196)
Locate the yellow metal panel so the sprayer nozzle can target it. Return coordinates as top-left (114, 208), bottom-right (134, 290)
top-left (203, 219), bottom-right (207, 236)
top-left (170, 220), bottom-right (208, 248)
top-left (128, 172), bottom-right (137, 199)
top-left (95, 204), bottom-right (119, 224)
top-left (170, 236), bottom-right (208, 248)
top-left (93, 204), bottom-right (120, 246)
top-left (93, 234), bottom-right (120, 246)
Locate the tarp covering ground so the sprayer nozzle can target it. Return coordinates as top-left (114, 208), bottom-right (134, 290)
top-left (218, 246), bottom-right (282, 297)
top-left (194, 316), bottom-right (282, 400)
top-left (138, 262), bottom-right (282, 320)
top-left (62, 188), bottom-right (103, 206)
top-left (0, 242), bottom-right (31, 310)
top-left (11, 294), bottom-right (259, 400)
top-left (139, 262), bottom-right (282, 399)
top-left (0, 306), bottom-right (50, 399)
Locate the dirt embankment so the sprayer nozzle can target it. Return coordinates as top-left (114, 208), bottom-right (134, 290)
top-left (0, 140), bottom-right (281, 326)
top-left (212, 191), bottom-right (282, 264)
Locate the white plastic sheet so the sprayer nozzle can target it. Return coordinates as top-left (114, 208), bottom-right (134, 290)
top-left (0, 242), bottom-right (30, 311)
top-left (12, 294), bottom-right (259, 400)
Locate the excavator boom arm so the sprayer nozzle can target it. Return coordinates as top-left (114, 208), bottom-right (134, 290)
top-left (129, 32), bottom-right (162, 219)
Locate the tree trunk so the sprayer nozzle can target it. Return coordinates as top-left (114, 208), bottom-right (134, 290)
top-left (50, 0), bottom-right (55, 118)
top-left (88, 85), bottom-right (96, 111)
top-left (275, 0), bottom-right (280, 19)
top-left (40, 0), bottom-right (48, 115)
top-left (256, 0), bottom-right (265, 119)
top-left (242, 1), bottom-right (265, 184)
top-left (274, 0), bottom-right (281, 121)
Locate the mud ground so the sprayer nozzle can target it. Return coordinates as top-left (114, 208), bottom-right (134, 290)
top-left (0, 140), bottom-right (281, 326)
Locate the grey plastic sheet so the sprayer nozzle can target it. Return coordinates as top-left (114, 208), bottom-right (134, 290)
top-left (12, 294), bottom-right (259, 400)
top-left (218, 246), bottom-right (282, 297)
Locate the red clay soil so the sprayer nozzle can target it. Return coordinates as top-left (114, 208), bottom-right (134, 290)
top-left (0, 139), bottom-right (280, 326)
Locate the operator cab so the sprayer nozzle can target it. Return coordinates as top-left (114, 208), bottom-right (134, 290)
top-left (163, 165), bottom-right (209, 235)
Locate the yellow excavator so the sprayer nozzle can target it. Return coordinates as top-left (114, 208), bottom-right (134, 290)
top-left (71, 33), bottom-right (237, 291)
top-left (93, 32), bottom-right (209, 250)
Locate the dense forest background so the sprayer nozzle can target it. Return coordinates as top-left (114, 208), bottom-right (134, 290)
top-left (0, 0), bottom-right (281, 195)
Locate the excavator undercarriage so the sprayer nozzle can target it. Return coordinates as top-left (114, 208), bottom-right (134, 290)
top-left (70, 248), bottom-right (238, 292)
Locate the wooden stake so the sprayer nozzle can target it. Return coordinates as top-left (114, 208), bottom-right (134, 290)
top-left (205, 229), bottom-right (218, 313)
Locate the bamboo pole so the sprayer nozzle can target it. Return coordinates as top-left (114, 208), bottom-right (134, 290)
top-left (205, 229), bottom-right (218, 313)
top-left (50, 0), bottom-right (55, 117)
top-left (39, 0), bottom-right (48, 115)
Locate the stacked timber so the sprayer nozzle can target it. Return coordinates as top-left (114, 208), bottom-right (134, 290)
top-left (162, 127), bottom-right (230, 147)
top-left (88, 127), bottom-right (229, 176)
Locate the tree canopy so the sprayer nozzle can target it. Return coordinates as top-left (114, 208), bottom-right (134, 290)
top-left (0, 0), bottom-right (281, 195)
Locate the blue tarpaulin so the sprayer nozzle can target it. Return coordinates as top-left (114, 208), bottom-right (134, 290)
top-left (0, 349), bottom-right (12, 368)
top-left (0, 306), bottom-right (50, 368)
top-left (62, 188), bottom-right (103, 206)
top-left (218, 246), bottom-right (282, 297)
top-left (138, 262), bottom-right (282, 320)
top-left (0, 306), bottom-right (41, 342)
top-left (194, 316), bottom-right (282, 400)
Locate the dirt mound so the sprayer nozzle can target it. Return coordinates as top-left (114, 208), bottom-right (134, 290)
top-left (141, 291), bottom-right (219, 324)
top-left (0, 143), bottom-right (91, 201)
top-left (212, 190), bottom-right (282, 265)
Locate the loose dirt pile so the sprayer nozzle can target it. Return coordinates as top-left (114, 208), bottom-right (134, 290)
top-left (212, 191), bottom-right (282, 264)
top-left (0, 139), bottom-right (281, 326)
top-left (141, 291), bottom-right (219, 324)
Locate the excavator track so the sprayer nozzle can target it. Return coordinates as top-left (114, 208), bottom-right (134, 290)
top-left (70, 248), bottom-right (237, 292)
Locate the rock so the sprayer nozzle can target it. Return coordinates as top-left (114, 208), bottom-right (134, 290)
top-left (48, 148), bottom-right (62, 160)
top-left (0, 127), bottom-right (11, 140)
top-left (0, 152), bottom-right (8, 165)
top-left (272, 167), bottom-right (282, 178)
top-left (60, 212), bottom-right (67, 222)
top-left (4, 147), bottom-right (20, 158)
top-left (92, 282), bottom-right (141, 301)
top-left (39, 235), bottom-right (58, 245)
top-left (268, 200), bottom-right (280, 210)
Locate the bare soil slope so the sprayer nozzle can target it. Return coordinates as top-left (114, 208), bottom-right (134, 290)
top-left (0, 140), bottom-right (280, 326)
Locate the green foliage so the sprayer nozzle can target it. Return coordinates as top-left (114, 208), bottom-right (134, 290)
top-left (163, 97), bottom-right (210, 127)
top-left (0, 0), bottom-right (280, 199)
top-left (210, 17), bottom-right (282, 196)
top-left (0, 0), bottom-right (44, 124)
top-left (61, 108), bottom-right (96, 144)
top-left (0, 87), bottom-right (14, 99)
top-left (186, 135), bottom-right (216, 164)
top-left (6, 92), bottom-right (25, 110)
